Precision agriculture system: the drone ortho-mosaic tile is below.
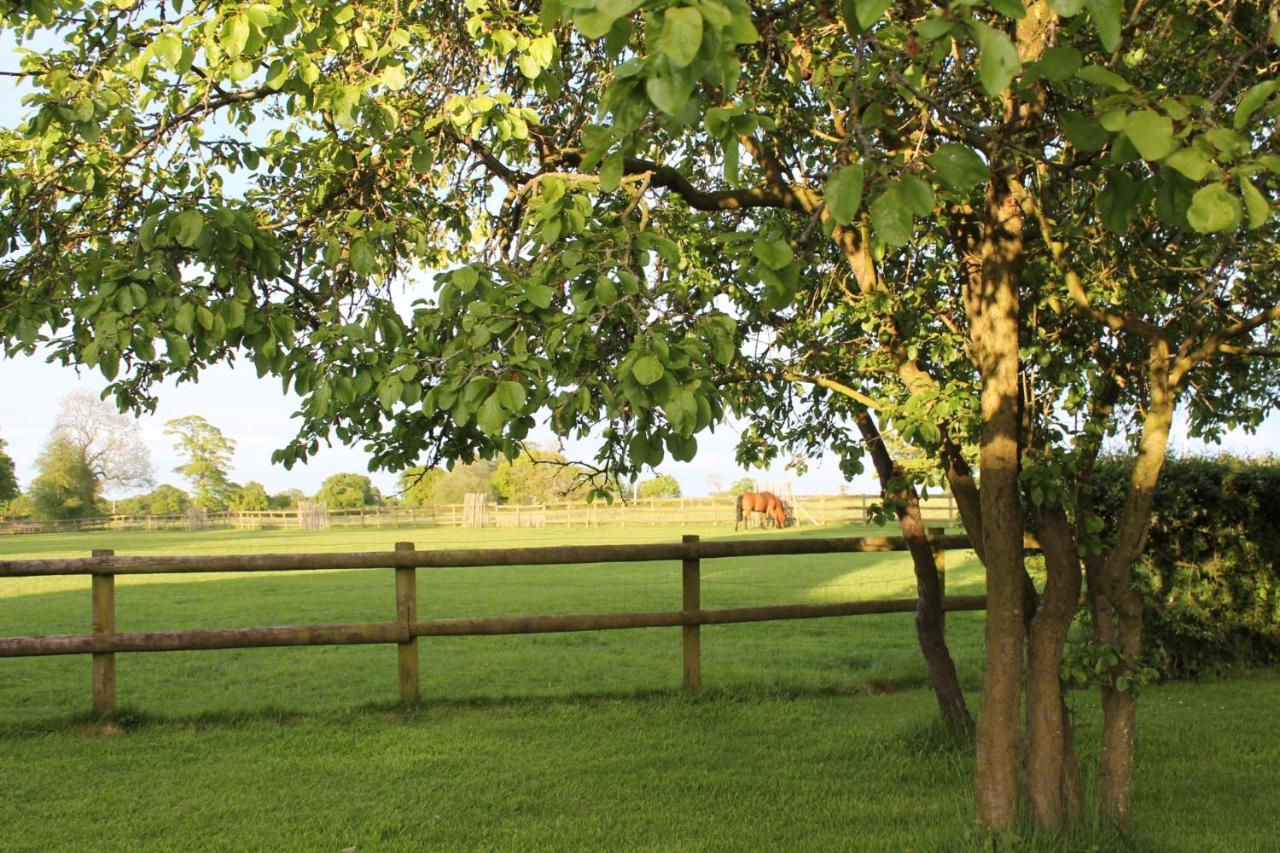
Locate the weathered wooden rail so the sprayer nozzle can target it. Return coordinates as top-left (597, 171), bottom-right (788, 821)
top-left (0, 533), bottom-right (984, 714)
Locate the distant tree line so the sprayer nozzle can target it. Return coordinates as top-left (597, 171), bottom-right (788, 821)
top-left (0, 404), bottom-right (685, 519)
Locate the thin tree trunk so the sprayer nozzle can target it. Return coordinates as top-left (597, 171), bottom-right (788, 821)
top-left (1025, 505), bottom-right (1084, 828)
top-left (971, 175), bottom-right (1027, 831)
top-left (1094, 340), bottom-right (1176, 828)
top-left (855, 409), bottom-right (974, 734)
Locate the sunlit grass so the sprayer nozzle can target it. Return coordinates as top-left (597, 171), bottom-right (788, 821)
top-left (2, 523), bottom-right (1276, 850)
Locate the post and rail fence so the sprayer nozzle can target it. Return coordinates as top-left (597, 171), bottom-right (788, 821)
top-left (0, 531), bottom-right (984, 715)
top-left (0, 493), bottom-right (961, 535)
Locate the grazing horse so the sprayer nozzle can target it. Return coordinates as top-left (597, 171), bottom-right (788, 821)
top-left (735, 491), bottom-right (788, 531)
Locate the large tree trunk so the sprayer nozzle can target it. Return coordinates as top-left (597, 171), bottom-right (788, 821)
top-left (1025, 505), bottom-right (1084, 828)
top-left (971, 176), bottom-right (1027, 831)
top-left (854, 409), bottom-right (973, 734)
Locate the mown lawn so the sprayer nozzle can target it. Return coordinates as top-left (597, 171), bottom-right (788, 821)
top-left (2, 523), bottom-right (1277, 851)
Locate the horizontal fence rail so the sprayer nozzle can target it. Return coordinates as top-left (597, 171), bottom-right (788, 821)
top-left (0, 532), bottom-right (988, 715)
top-left (0, 535), bottom-right (974, 577)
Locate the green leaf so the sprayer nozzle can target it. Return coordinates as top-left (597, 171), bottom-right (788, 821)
top-left (1061, 112), bottom-right (1108, 152)
top-left (662, 387), bottom-right (698, 435)
top-left (154, 34), bottom-right (183, 69)
top-left (1075, 64), bottom-right (1132, 91)
top-left (174, 302), bottom-right (196, 335)
top-left (658, 6), bottom-right (704, 68)
top-left (496, 380), bottom-right (527, 411)
top-left (526, 283), bottom-right (555, 308)
top-left (726, 9), bottom-right (759, 43)
top-left (172, 210), bottom-right (204, 248)
top-left (1154, 170), bottom-right (1196, 228)
top-left (1239, 176), bottom-right (1271, 229)
top-left (1186, 183), bottom-right (1243, 233)
top-left (898, 175), bottom-right (935, 217)
top-left (476, 392), bottom-right (507, 436)
top-left (972, 22), bottom-right (1021, 97)
top-left (988, 0), bottom-right (1027, 19)
top-left (645, 72), bottom-right (695, 116)
top-left (600, 151), bottom-right (624, 192)
top-left (1098, 171), bottom-right (1147, 233)
top-left (378, 376), bottom-right (404, 410)
top-left (855, 0), bottom-right (892, 29)
top-left (1164, 147), bottom-right (1214, 182)
top-left (574, 10), bottom-right (617, 39)
top-left (1084, 0), bottom-right (1122, 52)
top-left (1123, 110), bottom-right (1175, 162)
top-left (825, 164), bottom-right (865, 225)
top-left (916, 15), bottom-right (954, 40)
top-left (454, 267), bottom-right (479, 291)
top-left (1047, 0), bottom-right (1085, 14)
top-left (633, 355), bottom-right (665, 386)
top-left (870, 188), bottom-right (913, 248)
top-left (1031, 46), bottom-right (1082, 83)
top-left (380, 64), bottom-right (407, 90)
top-left (350, 239), bottom-right (376, 275)
top-left (529, 34), bottom-right (555, 66)
top-left (1234, 80), bottom-right (1279, 131)
top-left (753, 237), bottom-right (794, 270)
top-left (220, 14), bottom-right (250, 59)
top-left (927, 143), bottom-right (988, 189)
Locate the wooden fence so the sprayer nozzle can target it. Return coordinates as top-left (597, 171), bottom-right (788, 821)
top-left (0, 532), bottom-right (983, 715)
top-left (0, 493), bottom-right (961, 535)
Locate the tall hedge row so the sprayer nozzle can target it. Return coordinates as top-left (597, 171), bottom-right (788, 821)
top-left (1092, 455), bottom-right (1280, 677)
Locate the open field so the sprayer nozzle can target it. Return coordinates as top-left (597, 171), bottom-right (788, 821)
top-left (3, 523), bottom-right (1278, 850)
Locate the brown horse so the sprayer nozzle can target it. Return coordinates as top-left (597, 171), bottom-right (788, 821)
top-left (735, 491), bottom-right (788, 531)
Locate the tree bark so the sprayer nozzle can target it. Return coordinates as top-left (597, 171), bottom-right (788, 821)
top-left (971, 175), bottom-right (1027, 831)
top-left (1025, 504), bottom-right (1084, 828)
top-left (854, 409), bottom-right (974, 734)
top-left (1093, 340), bottom-right (1176, 828)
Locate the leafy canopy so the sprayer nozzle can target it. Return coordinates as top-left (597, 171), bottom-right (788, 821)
top-left (0, 0), bottom-right (1276, 494)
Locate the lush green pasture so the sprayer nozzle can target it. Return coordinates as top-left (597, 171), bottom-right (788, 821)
top-left (0, 522), bottom-right (989, 720)
top-left (2, 524), bottom-right (1278, 850)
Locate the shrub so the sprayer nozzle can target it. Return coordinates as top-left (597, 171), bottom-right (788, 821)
top-left (1093, 455), bottom-right (1280, 677)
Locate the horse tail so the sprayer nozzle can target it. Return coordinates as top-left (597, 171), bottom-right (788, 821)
top-left (735, 494), bottom-right (743, 530)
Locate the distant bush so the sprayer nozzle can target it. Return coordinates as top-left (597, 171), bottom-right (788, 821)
top-left (1093, 455), bottom-right (1280, 677)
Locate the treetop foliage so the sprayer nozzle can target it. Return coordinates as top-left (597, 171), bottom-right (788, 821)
top-left (1, 0), bottom-right (1276, 495)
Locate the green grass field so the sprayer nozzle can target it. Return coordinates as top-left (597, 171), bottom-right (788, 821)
top-left (2, 523), bottom-right (1278, 851)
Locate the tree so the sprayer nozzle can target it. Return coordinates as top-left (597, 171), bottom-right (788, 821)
top-left (117, 484), bottom-right (191, 515)
top-left (635, 474), bottom-right (681, 499)
top-left (397, 467), bottom-right (446, 506)
top-left (3, 0), bottom-right (1278, 836)
top-left (403, 460), bottom-right (498, 506)
top-left (228, 481), bottom-right (270, 511)
top-left (164, 416), bottom-right (236, 511)
top-left (491, 446), bottom-right (593, 504)
top-left (0, 436), bottom-right (18, 505)
top-left (269, 488), bottom-right (306, 510)
top-left (314, 473), bottom-right (381, 509)
top-left (2, 493), bottom-right (34, 519)
top-left (28, 435), bottom-right (99, 520)
top-left (53, 391), bottom-right (154, 496)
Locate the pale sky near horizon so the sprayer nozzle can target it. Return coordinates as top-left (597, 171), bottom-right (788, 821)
top-left (2, 348), bottom-right (1277, 502)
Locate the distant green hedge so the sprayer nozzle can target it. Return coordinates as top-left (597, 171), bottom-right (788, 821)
top-left (1093, 456), bottom-right (1280, 677)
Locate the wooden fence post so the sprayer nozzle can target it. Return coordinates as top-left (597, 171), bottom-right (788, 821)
top-left (928, 527), bottom-right (946, 626)
top-left (91, 548), bottom-right (115, 716)
top-left (682, 534), bottom-right (701, 689)
top-left (394, 542), bottom-right (420, 703)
